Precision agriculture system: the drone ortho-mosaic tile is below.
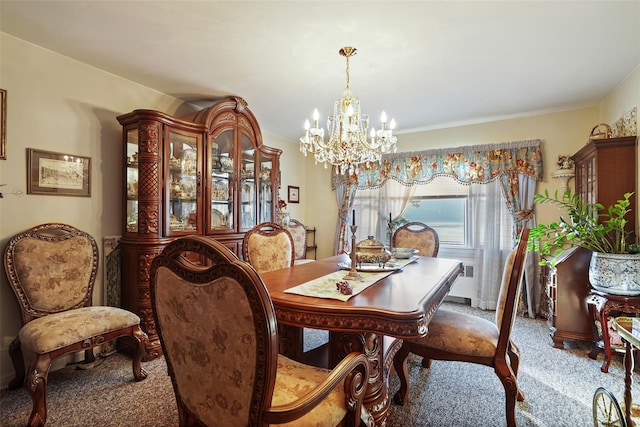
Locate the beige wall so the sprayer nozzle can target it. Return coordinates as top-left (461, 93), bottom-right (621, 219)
top-left (0, 31), bottom-right (637, 387)
top-left (0, 34), bottom-right (307, 387)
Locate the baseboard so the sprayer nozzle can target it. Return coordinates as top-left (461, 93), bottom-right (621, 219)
top-left (444, 295), bottom-right (471, 305)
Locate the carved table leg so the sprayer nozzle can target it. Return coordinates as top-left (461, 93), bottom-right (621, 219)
top-left (277, 325), bottom-right (304, 361)
top-left (330, 332), bottom-right (390, 426)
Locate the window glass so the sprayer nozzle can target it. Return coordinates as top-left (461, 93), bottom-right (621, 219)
top-left (404, 197), bottom-right (467, 245)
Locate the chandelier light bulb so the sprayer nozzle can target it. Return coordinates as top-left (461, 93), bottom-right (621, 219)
top-left (304, 119), bottom-right (310, 131)
top-left (389, 118), bottom-right (396, 130)
top-left (380, 111), bottom-right (387, 124)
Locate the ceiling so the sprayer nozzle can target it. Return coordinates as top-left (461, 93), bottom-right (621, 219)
top-left (1, 1), bottom-right (639, 141)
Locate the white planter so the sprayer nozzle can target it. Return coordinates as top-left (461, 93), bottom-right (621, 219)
top-left (589, 252), bottom-right (640, 296)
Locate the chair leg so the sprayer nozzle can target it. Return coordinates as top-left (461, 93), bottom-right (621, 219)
top-left (26, 354), bottom-right (52, 427)
top-left (8, 337), bottom-right (25, 390)
top-left (420, 357), bottom-right (433, 368)
top-left (495, 361), bottom-right (519, 427)
top-left (131, 326), bottom-right (149, 381)
top-left (392, 342), bottom-right (412, 405)
top-left (507, 342), bottom-right (525, 402)
top-left (84, 348), bottom-right (96, 364)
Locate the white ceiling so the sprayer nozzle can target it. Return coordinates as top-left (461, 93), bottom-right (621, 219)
top-left (1, 1), bottom-right (639, 141)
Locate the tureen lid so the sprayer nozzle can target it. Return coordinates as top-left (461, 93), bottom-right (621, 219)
top-left (356, 236), bottom-right (384, 250)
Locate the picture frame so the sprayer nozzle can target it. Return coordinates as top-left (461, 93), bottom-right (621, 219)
top-left (0, 89), bottom-right (6, 160)
top-left (27, 148), bottom-right (91, 197)
top-left (288, 185), bottom-right (300, 203)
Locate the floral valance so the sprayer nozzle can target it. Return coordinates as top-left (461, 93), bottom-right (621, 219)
top-left (332, 139), bottom-right (543, 189)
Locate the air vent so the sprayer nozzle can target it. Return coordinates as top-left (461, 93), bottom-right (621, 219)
top-left (464, 265), bottom-right (474, 278)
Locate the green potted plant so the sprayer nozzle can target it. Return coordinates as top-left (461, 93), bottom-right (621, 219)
top-left (529, 189), bottom-right (640, 295)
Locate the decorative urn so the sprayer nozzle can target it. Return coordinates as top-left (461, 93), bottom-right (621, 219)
top-left (589, 252), bottom-right (640, 296)
top-left (355, 236), bottom-right (392, 266)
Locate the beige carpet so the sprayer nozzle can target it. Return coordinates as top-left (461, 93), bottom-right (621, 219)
top-left (1, 301), bottom-right (636, 426)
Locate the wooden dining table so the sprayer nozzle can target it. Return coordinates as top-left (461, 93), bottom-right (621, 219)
top-left (260, 253), bottom-right (463, 426)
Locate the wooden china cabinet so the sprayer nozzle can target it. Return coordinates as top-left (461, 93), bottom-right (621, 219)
top-left (545, 135), bottom-right (637, 349)
top-left (572, 135), bottom-right (637, 243)
top-left (117, 97), bottom-right (281, 359)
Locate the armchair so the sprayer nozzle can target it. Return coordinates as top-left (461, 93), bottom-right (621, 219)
top-left (150, 235), bottom-right (370, 426)
top-left (3, 223), bottom-right (148, 427)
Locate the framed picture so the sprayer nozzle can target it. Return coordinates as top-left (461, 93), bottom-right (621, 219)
top-left (27, 148), bottom-right (91, 197)
top-left (0, 89), bottom-right (6, 160)
top-left (288, 185), bottom-right (300, 203)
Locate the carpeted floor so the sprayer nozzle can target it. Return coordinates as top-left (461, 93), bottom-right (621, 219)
top-left (1, 301), bottom-right (635, 426)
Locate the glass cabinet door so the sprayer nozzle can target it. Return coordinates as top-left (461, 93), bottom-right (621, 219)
top-left (125, 128), bottom-right (139, 232)
top-left (166, 130), bottom-right (200, 235)
top-left (209, 129), bottom-right (234, 233)
top-left (240, 133), bottom-right (256, 231)
top-left (258, 152), bottom-right (274, 224)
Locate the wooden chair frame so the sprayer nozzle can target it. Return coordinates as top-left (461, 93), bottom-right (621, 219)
top-left (242, 221), bottom-right (295, 272)
top-left (151, 235), bottom-right (369, 426)
top-left (392, 229), bottom-right (529, 427)
top-left (4, 223), bottom-right (148, 427)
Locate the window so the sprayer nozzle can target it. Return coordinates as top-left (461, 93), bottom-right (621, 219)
top-left (404, 176), bottom-right (470, 246)
top-left (352, 175), bottom-right (513, 250)
top-left (404, 197), bottom-right (467, 245)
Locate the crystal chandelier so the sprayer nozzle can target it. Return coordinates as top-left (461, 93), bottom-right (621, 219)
top-left (299, 47), bottom-right (397, 175)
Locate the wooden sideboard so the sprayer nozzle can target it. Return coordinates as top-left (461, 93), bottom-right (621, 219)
top-left (545, 247), bottom-right (593, 348)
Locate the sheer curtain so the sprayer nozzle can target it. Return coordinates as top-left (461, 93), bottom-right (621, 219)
top-left (470, 179), bottom-right (514, 309)
top-left (353, 180), bottom-right (416, 244)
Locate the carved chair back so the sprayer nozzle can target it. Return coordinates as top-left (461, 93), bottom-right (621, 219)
top-left (392, 221), bottom-right (440, 257)
top-left (150, 235), bottom-right (369, 426)
top-left (287, 218), bottom-right (307, 260)
top-left (242, 221), bottom-right (295, 273)
top-left (4, 222), bottom-right (98, 324)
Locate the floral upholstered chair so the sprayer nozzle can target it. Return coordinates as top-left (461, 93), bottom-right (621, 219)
top-left (288, 218), bottom-right (315, 265)
top-left (392, 221), bottom-right (440, 257)
top-left (150, 235), bottom-right (370, 426)
top-left (3, 223), bottom-right (148, 427)
top-left (242, 221), bottom-right (295, 273)
top-left (392, 229), bottom-right (529, 427)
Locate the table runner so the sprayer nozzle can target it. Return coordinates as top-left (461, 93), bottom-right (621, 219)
top-left (284, 257), bottom-right (417, 301)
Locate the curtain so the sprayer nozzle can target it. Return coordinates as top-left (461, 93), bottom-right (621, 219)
top-left (332, 139), bottom-right (542, 189)
top-left (499, 172), bottom-right (541, 317)
top-left (333, 139), bottom-right (544, 315)
top-left (470, 179), bottom-right (513, 309)
top-left (353, 180), bottom-right (416, 245)
top-left (334, 180), bottom-right (357, 254)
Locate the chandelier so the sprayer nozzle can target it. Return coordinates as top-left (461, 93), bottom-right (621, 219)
top-left (299, 47), bottom-right (397, 175)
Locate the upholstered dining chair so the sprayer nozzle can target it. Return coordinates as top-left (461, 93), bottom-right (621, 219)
top-left (392, 228), bottom-right (529, 427)
top-left (242, 221), bottom-right (295, 273)
top-left (3, 223), bottom-right (148, 427)
top-left (288, 218), bottom-right (315, 265)
top-left (392, 221), bottom-right (440, 257)
top-left (150, 235), bottom-right (370, 426)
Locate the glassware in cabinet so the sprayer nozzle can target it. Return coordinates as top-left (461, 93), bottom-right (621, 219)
top-left (125, 128), bottom-right (139, 232)
top-left (166, 131), bottom-right (200, 234)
